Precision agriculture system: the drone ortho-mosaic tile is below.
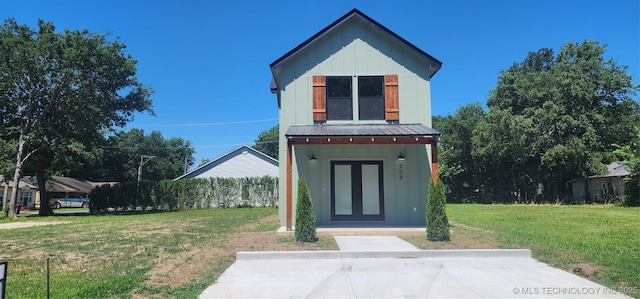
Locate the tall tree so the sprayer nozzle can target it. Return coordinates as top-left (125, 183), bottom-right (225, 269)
top-left (433, 103), bottom-right (486, 203)
top-left (253, 124), bottom-right (278, 159)
top-left (0, 19), bottom-right (153, 217)
top-left (97, 129), bottom-right (195, 182)
top-left (480, 40), bottom-right (639, 202)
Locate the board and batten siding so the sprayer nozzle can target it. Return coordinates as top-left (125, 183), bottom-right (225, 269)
top-left (278, 17), bottom-right (433, 128)
top-left (276, 16), bottom-right (435, 225)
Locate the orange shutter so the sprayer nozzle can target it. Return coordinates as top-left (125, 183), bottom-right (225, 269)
top-left (312, 76), bottom-right (326, 122)
top-left (384, 75), bottom-right (399, 121)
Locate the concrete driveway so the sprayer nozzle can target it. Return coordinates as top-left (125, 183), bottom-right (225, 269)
top-left (200, 236), bottom-right (631, 299)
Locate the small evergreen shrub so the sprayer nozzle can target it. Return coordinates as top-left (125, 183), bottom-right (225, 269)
top-left (2, 203), bottom-right (9, 217)
top-left (427, 178), bottom-right (450, 241)
top-left (295, 178), bottom-right (316, 242)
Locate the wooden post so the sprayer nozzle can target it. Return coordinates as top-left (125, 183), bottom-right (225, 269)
top-left (286, 140), bottom-right (293, 231)
top-left (430, 141), bottom-right (438, 183)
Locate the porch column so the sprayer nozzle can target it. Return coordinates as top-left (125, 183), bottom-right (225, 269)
top-left (430, 140), bottom-right (438, 183)
top-left (286, 140), bottom-right (293, 231)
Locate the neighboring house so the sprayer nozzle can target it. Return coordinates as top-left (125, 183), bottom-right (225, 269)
top-left (568, 163), bottom-right (631, 203)
top-left (270, 9), bottom-right (442, 229)
top-left (0, 175), bottom-right (39, 210)
top-left (0, 175), bottom-right (96, 209)
top-left (174, 145), bottom-right (279, 208)
top-left (175, 144), bottom-right (279, 180)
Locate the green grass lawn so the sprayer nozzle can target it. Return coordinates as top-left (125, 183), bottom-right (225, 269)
top-left (445, 204), bottom-right (639, 297)
top-left (0, 205), bottom-right (638, 298)
top-left (0, 208), bottom-right (304, 299)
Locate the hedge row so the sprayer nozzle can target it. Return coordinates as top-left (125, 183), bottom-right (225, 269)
top-left (89, 176), bottom-right (278, 213)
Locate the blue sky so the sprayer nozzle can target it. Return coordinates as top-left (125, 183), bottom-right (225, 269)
top-left (2, 0), bottom-right (638, 168)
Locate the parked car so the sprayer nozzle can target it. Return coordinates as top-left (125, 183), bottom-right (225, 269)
top-left (50, 195), bottom-right (90, 209)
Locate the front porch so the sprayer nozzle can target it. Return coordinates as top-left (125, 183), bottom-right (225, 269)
top-left (281, 123), bottom-right (441, 230)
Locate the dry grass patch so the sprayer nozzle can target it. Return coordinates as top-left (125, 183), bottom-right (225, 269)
top-left (402, 221), bottom-right (500, 250)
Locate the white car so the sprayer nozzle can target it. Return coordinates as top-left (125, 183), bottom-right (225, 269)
top-left (50, 195), bottom-right (90, 209)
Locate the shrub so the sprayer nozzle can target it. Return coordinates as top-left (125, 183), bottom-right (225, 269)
top-left (2, 203), bottom-right (9, 217)
top-left (295, 178), bottom-right (316, 242)
top-left (427, 178), bottom-right (450, 241)
top-left (623, 175), bottom-right (639, 207)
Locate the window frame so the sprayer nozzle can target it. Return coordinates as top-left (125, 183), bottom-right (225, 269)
top-left (19, 191), bottom-right (34, 203)
top-left (358, 76), bottom-right (385, 121)
top-left (325, 76), bottom-right (354, 121)
top-left (314, 74), bottom-right (398, 123)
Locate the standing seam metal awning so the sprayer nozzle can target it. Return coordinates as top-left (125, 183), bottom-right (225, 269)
top-left (285, 123), bottom-right (440, 138)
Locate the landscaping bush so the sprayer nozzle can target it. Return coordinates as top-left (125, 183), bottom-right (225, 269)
top-left (295, 178), bottom-right (316, 242)
top-left (2, 203), bottom-right (10, 217)
top-left (622, 175), bottom-right (639, 207)
top-left (427, 178), bottom-right (450, 241)
top-left (88, 177), bottom-right (278, 213)
top-left (89, 184), bottom-right (113, 214)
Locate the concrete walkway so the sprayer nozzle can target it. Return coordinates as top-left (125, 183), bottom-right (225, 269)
top-left (199, 236), bottom-right (631, 299)
top-left (0, 221), bottom-right (70, 230)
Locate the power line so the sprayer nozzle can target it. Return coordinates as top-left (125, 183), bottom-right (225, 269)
top-left (134, 118), bottom-right (278, 127)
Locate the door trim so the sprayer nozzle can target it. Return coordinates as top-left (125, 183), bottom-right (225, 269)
top-left (330, 161), bottom-right (385, 221)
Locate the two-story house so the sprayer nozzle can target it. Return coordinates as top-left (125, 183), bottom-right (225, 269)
top-left (270, 9), bottom-right (442, 230)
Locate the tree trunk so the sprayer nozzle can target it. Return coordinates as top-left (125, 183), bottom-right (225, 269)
top-left (37, 164), bottom-right (54, 216)
top-left (8, 136), bottom-right (27, 218)
top-left (2, 185), bottom-right (8, 210)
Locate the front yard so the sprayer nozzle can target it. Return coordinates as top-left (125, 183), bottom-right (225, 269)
top-left (0, 205), bottom-right (637, 298)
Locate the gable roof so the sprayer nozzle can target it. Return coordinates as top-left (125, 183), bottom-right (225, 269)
top-left (568, 163), bottom-right (632, 184)
top-left (0, 175), bottom-right (37, 189)
top-left (174, 145), bottom-right (279, 180)
top-left (0, 175), bottom-right (95, 194)
top-left (589, 163), bottom-right (632, 178)
top-left (270, 8), bottom-right (442, 83)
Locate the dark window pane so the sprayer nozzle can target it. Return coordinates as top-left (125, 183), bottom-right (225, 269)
top-left (358, 77), bottom-right (384, 120)
top-left (327, 76), bottom-right (352, 120)
top-left (327, 77), bottom-right (352, 97)
top-left (359, 77), bottom-right (383, 97)
top-left (327, 97), bottom-right (353, 120)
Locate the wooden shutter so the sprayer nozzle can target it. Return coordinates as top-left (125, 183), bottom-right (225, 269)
top-left (384, 74), bottom-right (399, 121)
top-left (312, 76), bottom-right (326, 122)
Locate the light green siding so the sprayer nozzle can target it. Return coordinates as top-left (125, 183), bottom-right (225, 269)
top-left (275, 16), bottom-right (436, 226)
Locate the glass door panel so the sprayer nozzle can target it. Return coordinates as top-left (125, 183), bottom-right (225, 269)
top-left (334, 164), bottom-right (352, 215)
top-left (361, 164), bottom-right (380, 215)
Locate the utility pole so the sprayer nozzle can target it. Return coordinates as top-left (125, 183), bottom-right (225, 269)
top-left (183, 156), bottom-right (193, 174)
top-left (137, 155), bottom-right (156, 184)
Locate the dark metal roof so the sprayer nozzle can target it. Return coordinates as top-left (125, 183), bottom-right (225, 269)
top-left (285, 124), bottom-right (440, 138)
top-left (269, 9), bottom-right (442, 76)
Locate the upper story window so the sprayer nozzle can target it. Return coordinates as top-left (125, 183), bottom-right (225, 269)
top-left (327, 76), bottom-right (353, 121)
top-left (315, 75), bottom-right (396, 122)
top-left (358, 76), bottom-right (384, 120)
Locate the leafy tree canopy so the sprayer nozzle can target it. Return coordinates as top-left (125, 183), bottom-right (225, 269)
top-left (253, 124), bottom-right (278, 159)
top-left (435, 40), bottom-right (639, 203)
top-left (95, 129), bottom-right (195, 182)
top-left (0, 18), bottom-right (153, 216)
